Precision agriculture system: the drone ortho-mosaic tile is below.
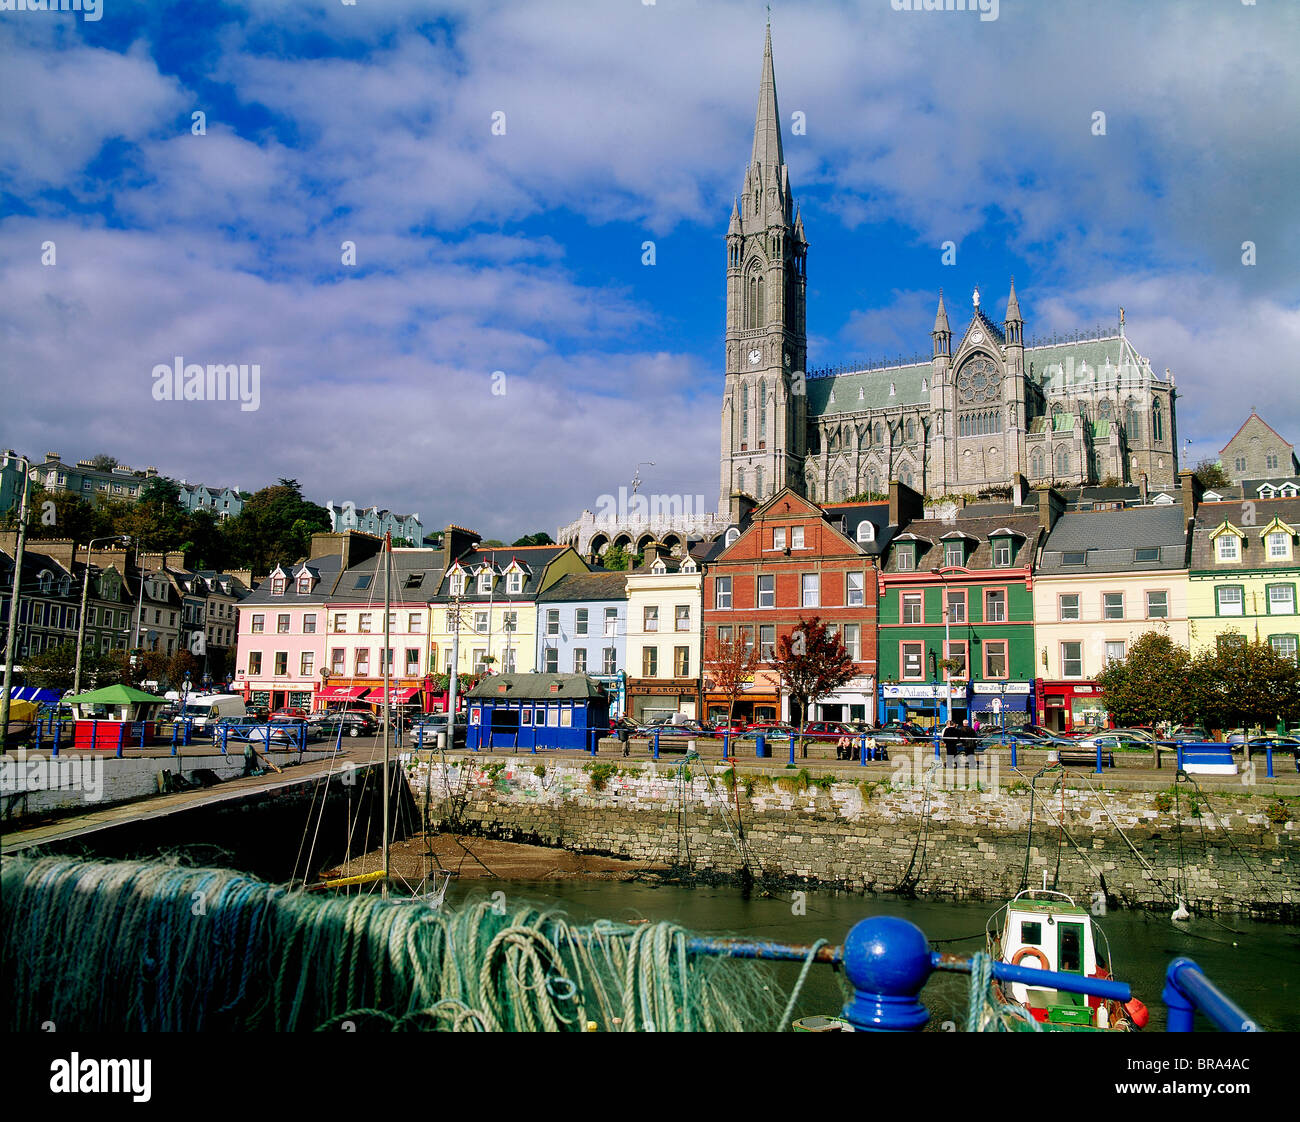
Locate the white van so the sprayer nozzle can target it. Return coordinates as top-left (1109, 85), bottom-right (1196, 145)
top-left (183, 693), bottom-right (248, 730)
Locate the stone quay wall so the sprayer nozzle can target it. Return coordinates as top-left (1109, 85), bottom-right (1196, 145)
top-left (410, 755), bottom-right (1299, 918)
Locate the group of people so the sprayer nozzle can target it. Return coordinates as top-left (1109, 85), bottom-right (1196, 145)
top-left (941, 718), bottom-right (983, 764)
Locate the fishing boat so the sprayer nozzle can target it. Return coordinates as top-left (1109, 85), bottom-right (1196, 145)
top-left (985, 888), bottom-right (1148, 1031)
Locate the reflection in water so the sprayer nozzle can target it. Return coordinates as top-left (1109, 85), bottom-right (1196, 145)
top-left (446, 880), bottom-right (1300, 1031)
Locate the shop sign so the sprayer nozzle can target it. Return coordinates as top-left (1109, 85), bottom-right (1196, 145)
top-left (972, 682), bottom-right (1031, 695)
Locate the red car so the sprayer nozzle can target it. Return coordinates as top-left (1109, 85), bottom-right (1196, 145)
top-left (272, 707), bottom-right (308, 720)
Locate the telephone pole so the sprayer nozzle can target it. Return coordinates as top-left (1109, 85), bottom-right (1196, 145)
top-left (1, 456), bottom-right (33, 754)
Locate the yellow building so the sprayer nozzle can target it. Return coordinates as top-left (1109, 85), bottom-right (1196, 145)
top-left (427, 545), bottom-right (588, 677)
top-left (1188, 497), bottom-right (1299, 661)
top-left (1033, 504), bottom-right (1190, 731)
top-left (624, 551), bottom-right (703, 722)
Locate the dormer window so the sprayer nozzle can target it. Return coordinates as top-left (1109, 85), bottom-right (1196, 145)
top-left (992, 538), bottom-right (1012, 567)
top-left (59, 575), bottom-right (72, 597)
top-left (651, 560), bottom-right (667, 575)
top-left (507, 572), bottom-right (523, 594)
top-left (1217, 535), bottom-right (1240, 562)
top-left (478, 570), bottom-right (494, 594)
top-left (896, 545), bottom-right (916, 572)
top-left (681, 559), bottom-right (697, 573)
top-left (944, 542), bottom-right (964, 569)
top-left (270, 575), bottom-right (286, 595)
top-left (38, 570), bottom-right (53, 593)
top-left (724, 528), bottom-right (740, 547)
top-left (856, 521), bottom-right (875, 545)
top-left (450, 572), bottom-right (467, 597)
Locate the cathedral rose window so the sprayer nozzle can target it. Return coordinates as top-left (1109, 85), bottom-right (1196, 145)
top-left (956, 354), bottom-right (1001, 405)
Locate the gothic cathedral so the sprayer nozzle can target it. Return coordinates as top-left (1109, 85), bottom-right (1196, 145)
top-left (719, 28), bottom-right (1180, 513)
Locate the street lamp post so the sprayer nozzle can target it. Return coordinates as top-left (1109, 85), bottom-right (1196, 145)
top-left (0, 455), bottom-right (33, 754)
top-left (73, 534), bottom-right (130, 697)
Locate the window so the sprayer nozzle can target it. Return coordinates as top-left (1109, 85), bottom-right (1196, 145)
top-left (801, 574), bottom-right (820, 608)
top-left (1058, 594), bottom-right (1080, 621)
top-left (992, 540), bottom-right (1012, 567)
top-left (408, 613), bottom-right (422, 632)
top-left (1217, 633), bottom-right (1246, 654)
top-left (1060, 641), bottom-right (1082, 679)
top-left (759, 625), bottom-right (776, 661)
top-left (902, 593), bottom-right (923, 624)
top-left (842, 624), bottom-right (861, 661)
top-left (1103, 593), bottom-right (1124, 620)
top-left (773, 527), bottom-right (786, 551)
top-left (333, 613), bottom-right (347, 632)
top-left (248, 651), bottom-right (262, 675)
top-left (1266, 451), bottom-right (1279, 471)
top-left (251, 614), bottom-right (264, 633)
top-left (1105, 641), bottom-right (1126, 664)
top-left (1056, 448), bottom-right (1070, 475)
top-left (304, 613), bottom-right (317, 634)
top-left (675, 605), bottom-right (690, 631)
top-left (603, 647), bottom-right (617, 674)
top-left (277, 613), bottom-right (290, 634)
top-left (1268, 532), bottom-right (1289, 559)
top-left (984, 640), bottom-right (1008, 679)
top-left (573, 648), bottom-right (587, 674)
top-left (507, 572), bottom-right (523, 594)
top-left (715, 577), bottom-right (732, 609)
top-left (521, 707), bottom-right (533, 726)
top-left (944, 640), bottom-right (967, 679)
top-left (1063, 552), bottom-right (1086, 566)
top-left (740, 626), bottom-right (755, 658)
top-left (300, 652), bottom-right (314, 676)
top-left (642, 647), bottom-right (658, 676)
top-left (87, 606), bottom-right (97, 625)
top-left (1269, 585), bottom-right (1295, 615)
top-left (1216, 587), bottom-right (1244, 616)
top-left (359, 613), bottom-right (372, 634)
top-left (944, 542), bottom-right (964, 569)
top-left (791, 526), bottom-right (805, 549)
top-left (331, 649), bottom-right (344, 674)
top-left (643, 605), bottom-right (658, 631)
top-left (901, 642), bottom-right (924, 680)
top-left (1217, 535), bottom-right (1240, 562)
top-left (984, 589), bottom-right (1006, 623)
top-left (475, 611), bottom-right (489, 634)
top-left (847, 572), bottom-right (865, 607)
top-left (478, 571), bottom-right (493, 594)
top-left (575, 608), bottom-right (589, 635)
top-left (1135, 547), bottom-right (1160, 563)
top-left (355, 649), bottom-right (370, 675)
top-left (674, 647), bottom-right (690, 677)
top-left (503, 611), bottom-right (517, 633)
top-left (1269, 635), bottom-right (1298, 662)
top-left (538, 609), bottom-right (556, 637)
top-left (604, 607), bottom-right (618, 636)
top-left (445, 610), bottom-right (459, 633)
top-left (897, 545), bottom-right (916, 572)
top-left (1146, 590), bottom-right (1169, 619)
top-left (757, 575), bottom-right (775, 608)
top-left (856, 521), bottom-right (876, 545)
top-left (501, 649), bottom-right (516, 673)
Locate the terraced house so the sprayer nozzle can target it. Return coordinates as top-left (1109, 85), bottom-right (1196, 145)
top-left (701, 488), bottom-right (884, 725)
top-left (876, 483), bottom-right (1042, 730)
top-left (624, 547), bottom-right (706, 723)
top-left (535, 571), bottom-right (629, 716)
top-left (1033, 490), bottom-right (1193, 732)
top-left (1188, 492), bottom-right (1300, 665)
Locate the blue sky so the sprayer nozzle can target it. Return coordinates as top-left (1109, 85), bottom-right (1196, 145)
top-left (2, 0), bottom-right (1298, 541)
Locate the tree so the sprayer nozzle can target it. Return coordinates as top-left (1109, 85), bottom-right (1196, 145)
top-left (24, 641), bottom-right (79, 694)
top-left (1094, 631), bottom-right (1194, 728)
top-left (4, 485), bottom-right (114, 543)
top-left (770, 616), bottom-right (857, 755)
top-left (1190, 635), bottom-right (1300, 734)
top-left (223, 479), bottom-right (329, 573)
top-left (88, 454), bottom-right (119, 471)
top-left (599, 545), bottom-right (634, 571)
top-left (512, 532), bottom-right (554, 546)
top-left (702, 632), bottom-right (759, 729)
top-left (1193, 459), bottom-right (1231, 490)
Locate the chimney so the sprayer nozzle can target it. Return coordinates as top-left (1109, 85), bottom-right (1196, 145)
top-left (443, 524), bottom-right (482, 563)
top-left (1037, 487), bottom-right (1066, 535)
top-left (1139, 472), bottom-right (1148, 505)
top-left (308, 528), bottom-right (383, 570)
top-left (888, 479), bottom-right (925, 528)
top-left (1011, 472), bottom-right (1029, 508)
top-left (228, 569), bottom-right (253, 589)
top-left (728, 491), bottom-right (758, 526)
top-left (31, 538), bottom-right (77, 570)
top-left (1180, 469), bottom-right (1203, 525)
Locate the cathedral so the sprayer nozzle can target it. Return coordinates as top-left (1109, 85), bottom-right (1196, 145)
top-left (719, 26), bottom-right (1180, 513)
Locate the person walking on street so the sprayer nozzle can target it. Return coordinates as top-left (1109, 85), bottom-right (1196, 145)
top-left (941, 719), bottom-right (962, 766)
top-left (959, 719), bottom-right (978, 762)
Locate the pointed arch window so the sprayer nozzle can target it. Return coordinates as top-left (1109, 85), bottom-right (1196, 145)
top-left (1152, 398), bottom-right (1164, 442)
top-left (755, 467), bottom-right (764, 498)
top-left (1055, 447), bottom-right (1071, 475)
top-left (758, 379), bottom-right (767, 440)
top-left (741, 383), bottom-right (749, 441)
top-left (1126, 400), bottom-right (1141, 442)
top-left (736, 469), bottom-right (746, 496)
top-left (745, 266), bottom-right (766, 329)
top-left (1031, 448), bottom-right (1045, 477)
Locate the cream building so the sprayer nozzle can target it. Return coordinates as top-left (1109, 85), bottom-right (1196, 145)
top-left (624, 552), bottom-right (704, 722)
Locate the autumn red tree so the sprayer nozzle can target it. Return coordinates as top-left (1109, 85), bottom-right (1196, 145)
top-left (771, 615), bottom-right (857, 755)
top-left (703, 632), bottom-right (759, 728)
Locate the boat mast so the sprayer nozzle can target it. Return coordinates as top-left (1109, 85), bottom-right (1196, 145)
top-left (382, 532), bottom-right (391, 898)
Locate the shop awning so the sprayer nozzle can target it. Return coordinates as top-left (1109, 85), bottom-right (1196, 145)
top-left (8, 686), bottom-right (61, 703)
top-left (318, 686), bottom-right (370, 701)
top-left (368, 686), bottom-right (420, 704)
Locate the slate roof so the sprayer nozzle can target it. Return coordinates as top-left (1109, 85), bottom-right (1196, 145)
top-left (465, 673), bottom-right (609, 700)
top-left (1038, 506), bottom-right (1189, 574)
top-left (432, 545), bottom-right (572, 603)
top-left (821, 501), bottom-right (893, 557)
top-left (537, 571), bottom-right (629, 603)
top-left (880, 512), bottom-right (1040, 574)
top-left (239, 553), bottom-right (346, 607)
top-left (1189, 497), bottom-right (1300, 572)
top-left (332, 547), bottom-right (447, 602)
top-left (805, 360), bottom-right (930, 417)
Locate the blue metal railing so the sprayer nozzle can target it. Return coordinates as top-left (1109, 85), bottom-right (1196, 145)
top-left (677, 914), bottom-right (1257, 1032)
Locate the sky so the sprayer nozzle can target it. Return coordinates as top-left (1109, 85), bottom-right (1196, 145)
top-left (2, 0), bottom-right (1298, 542)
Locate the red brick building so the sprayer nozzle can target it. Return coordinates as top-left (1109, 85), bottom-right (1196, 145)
top-left (701, 488), bottom-right (884, 724)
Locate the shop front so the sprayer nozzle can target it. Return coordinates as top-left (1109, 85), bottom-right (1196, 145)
top-left (704, 669), bottom-right (780, 726)
top-left (810, 676), bottom-right (876, 725)
top-left (626, 679), bottom-right (699, 724)
top-left (1037, 681), bottom-right (1107, 732)
top-left (878, 682), bottom-right (968, 731)
top-left (968, 681), bottom-right (1035, 732)
top-left (590, 672), bottom-right (627, 719)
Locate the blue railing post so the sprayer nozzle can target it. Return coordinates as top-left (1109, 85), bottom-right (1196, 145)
top-left (171, 722), bottom-right (179, 755)
top-left (1095, 740), bottom-right (1103, 775)
top-left (860, 735), bottom-right (868, 766)
top-left (755, 733), bottom-right (764, 760)
top-left (841, 916), bottom-right (931, 1032)
top-left (51, 718), bottom-right (59, 757)
top-left (1266, 747), bottom-right (1274, 779)
top-left (722, 732), bottom-right (729, 760)
top-left (1163, 957), bottom-right (1259, 1032)
top-left (1177, 745), bottom-right (1184, 771)
top-left (1010, 737), bottom-right (1017, 769)
top-left (653, 728), bottom-right (661, 760)
top-left (788, 735), bottom-right (796, 766)
top-left (933, 733), bottom-right (940, 760)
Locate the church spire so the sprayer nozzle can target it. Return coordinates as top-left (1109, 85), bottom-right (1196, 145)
top-left (932, 289), bottom-right (951, 358)
top-left (751, 22), bottom-right (785, 176)
top-left (933, 289), bottom-right (950, 334)
top-left (1004, 276), bottom-right (1023, 346)
top-left (1005, 276), bottom-right (1022, 323)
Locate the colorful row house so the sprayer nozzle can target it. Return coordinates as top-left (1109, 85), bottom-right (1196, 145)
top-left (625, 548), bottom-right (705, 723)
top-left (535, 571), bottom-right (629, 717)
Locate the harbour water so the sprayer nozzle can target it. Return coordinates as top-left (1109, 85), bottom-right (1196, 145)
top-left (443, 879), bottom-right (1300, 1031)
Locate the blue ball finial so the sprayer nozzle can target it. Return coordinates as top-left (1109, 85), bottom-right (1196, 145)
top-left (840, 916), bottom-right (932, 1031)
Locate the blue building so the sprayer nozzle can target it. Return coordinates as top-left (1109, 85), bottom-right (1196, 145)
top-left (465, 673), bottom-right (611, 752)
top-left (535, 571), bottom-right (628, 717)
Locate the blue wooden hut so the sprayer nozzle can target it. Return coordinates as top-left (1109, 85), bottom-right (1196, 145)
top-left (464, 673), bottom-right (610, 752)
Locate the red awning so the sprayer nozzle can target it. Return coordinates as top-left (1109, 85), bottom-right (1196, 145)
top-left (318, 686), bottom-right (370, 701)
top-left (369, 686), bottom-right (420, 704)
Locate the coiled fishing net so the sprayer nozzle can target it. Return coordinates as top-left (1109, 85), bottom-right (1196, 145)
top-left (2, 856), bottom-right (788, 1032)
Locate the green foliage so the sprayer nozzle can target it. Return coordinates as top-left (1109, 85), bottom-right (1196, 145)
top-left (1095, 631), bottom-right (1195, 727)
top-left (1265, 801), bottom-right (1291, 825)
top-left (772, 616), bottom-right (857, 732)
top-left (1192, 459), bottom-right (1231, 489)
top-left (599, 545), bottom-right (635, 571)
top-left (512, 532), bottom-right (554, 546)
top-left (1189, 635), bottom-right (1300, 733)
top-left (584, 762), bottom-right (619, 791)
top-left (532, 765), bottom-right (547, 779)
top-left (1153, 792), bottom-right (1173, 813)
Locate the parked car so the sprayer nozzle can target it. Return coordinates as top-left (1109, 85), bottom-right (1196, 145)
top-left (212, 716), bottom-right (266, 740)
top-left (1166, 726), bottom-right (1211, 744)
top-left (735, 722), bottom-right (797, 741)
top-left (1232, 735), bottom-right (1300, 755)
top-left (311, 712), bottom-right (379, 739)
top-left (271, 707), bottom-right (308, 720)
top-left (1073, 731), bottom-right (1152, 753)
top-left (801, 721), bottom-right (855, 740)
